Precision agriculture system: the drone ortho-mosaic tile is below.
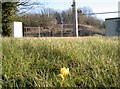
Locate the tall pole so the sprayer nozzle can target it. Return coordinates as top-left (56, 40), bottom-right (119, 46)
top-left (72, 0), bottom-right (78, 37)
top-left (119, 1), bottom-right (120, 17)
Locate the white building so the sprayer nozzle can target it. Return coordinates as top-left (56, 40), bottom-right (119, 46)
top-left (12, 22), bottom-right (23, 37)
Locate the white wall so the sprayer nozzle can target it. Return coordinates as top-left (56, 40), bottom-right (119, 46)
top-left (12, 22), bottom-right (23, 37)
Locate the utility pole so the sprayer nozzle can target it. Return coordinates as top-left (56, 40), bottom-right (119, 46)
top-left (119, 1), bottom-right (120, 17)
top-left (72, 0), bottom-right (78, 37)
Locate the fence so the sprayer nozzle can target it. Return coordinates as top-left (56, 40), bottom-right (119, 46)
top-left (23, 24), bottom-right (105, 37)
top-left (23, 24), bottom-right (74, 37)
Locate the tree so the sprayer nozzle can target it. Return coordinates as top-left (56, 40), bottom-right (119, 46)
top-left (2, 2), bottom-right (18, 36)
top-left (61, 9), bottom-right (73, 24)
top-left (53, 12), bottom-right (62, 24)
top-left (81, 6), bottom-right (93, 16)
top-left (1, 0), bottom-right (42, 36)
top-left (21, 8), bottom-right (55, 28)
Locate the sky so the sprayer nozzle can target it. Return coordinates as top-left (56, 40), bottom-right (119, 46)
top-left (30, 0), bottom-right (120, 20)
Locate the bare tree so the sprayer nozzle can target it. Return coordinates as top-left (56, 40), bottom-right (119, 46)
top-left (17, 0), bottom-right (43, 14)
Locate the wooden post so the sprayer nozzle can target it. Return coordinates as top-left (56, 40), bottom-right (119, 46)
top-left (61, 24), bottom-right (63, 37)
top-left (38, 26), bottom-right (41, 37)
top-left (26, 27), bottom-right (27, 37)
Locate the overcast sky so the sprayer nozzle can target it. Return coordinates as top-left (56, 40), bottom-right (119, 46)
top-left (30, 0), bottom-right (120, 20)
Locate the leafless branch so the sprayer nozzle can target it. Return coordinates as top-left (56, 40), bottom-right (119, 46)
top-left (18, 5), bottom-right (34, 14)
top-left (17, 0), bottom-right (44, 15)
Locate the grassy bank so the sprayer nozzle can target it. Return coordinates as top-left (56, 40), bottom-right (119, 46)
top-left (2, 36), bottom-right (119, 87)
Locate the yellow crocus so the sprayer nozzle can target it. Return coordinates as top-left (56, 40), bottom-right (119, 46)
top-left (60, 67), bottom-right (69, 77)
top-left (57, 67), bottom-right (69, 81)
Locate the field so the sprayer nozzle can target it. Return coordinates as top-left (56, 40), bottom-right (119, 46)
top-left (2, 36), bottom-right (119, 87)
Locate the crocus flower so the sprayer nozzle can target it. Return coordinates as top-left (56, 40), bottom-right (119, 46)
top-left (57, 67), bottom-right (69, 81)
top-left (60, 67), bottom-right (69, 77)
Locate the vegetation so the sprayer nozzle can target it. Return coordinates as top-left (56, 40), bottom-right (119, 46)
top-left (22, 7), bottom-right (105, 29)
top-left (2, 36), bottom-right (119, 87)
top-left (1, 0), bottom-right (105, 36)
top-left (1, 2), bottom-right (18, 36)
top-left (1, 1), bottom-right (41, 36)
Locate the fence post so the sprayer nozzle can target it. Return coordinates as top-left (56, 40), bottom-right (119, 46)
top-left (61, 24), bottom-right (63, 37)
top-left (38, 26), bottom-right (41, 37)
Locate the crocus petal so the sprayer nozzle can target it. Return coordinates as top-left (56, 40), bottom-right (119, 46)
top-left (64, 68), bottom-right (69, 77)
top-left (57, 74), bottom-right (64, 78)
top-left (57, 74), bottom-right (64, 81)
top-left (60, 67), bottom-right (66, 74)
top-left (62, 77), bottom-right (64, 81)
top-left (60, 67), bottom-right (69, 77)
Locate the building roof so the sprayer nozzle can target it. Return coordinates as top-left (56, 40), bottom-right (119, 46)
top-left (105, 17), bottom-right (120, 20)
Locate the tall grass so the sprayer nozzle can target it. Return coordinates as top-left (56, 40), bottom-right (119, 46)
top-left (2, 36), bottom-right (119, 87)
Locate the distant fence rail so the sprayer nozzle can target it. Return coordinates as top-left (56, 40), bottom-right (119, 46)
top-left (24, 26), bottom-right (73, 37)
top-left (23, 24), bottom-right (105, 37)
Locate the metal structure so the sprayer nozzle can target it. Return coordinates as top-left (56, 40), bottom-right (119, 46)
top-left (72, 0), bottom-right (78, 37)
top-left (105, 17), bottom-right (120, 36)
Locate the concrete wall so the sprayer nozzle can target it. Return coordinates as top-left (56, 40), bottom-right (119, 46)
top-left (105, 18), bottom-right (120, 36)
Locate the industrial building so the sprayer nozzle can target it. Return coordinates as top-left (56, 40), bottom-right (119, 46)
top-left (105, 17), bottom-right (120, 36)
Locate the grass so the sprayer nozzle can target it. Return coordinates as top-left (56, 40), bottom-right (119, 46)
top-left (2, 36), bottom-right (119, 87)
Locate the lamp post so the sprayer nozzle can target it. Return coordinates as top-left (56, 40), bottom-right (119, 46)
top-left (72, 0), bottom-right (78, 37)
